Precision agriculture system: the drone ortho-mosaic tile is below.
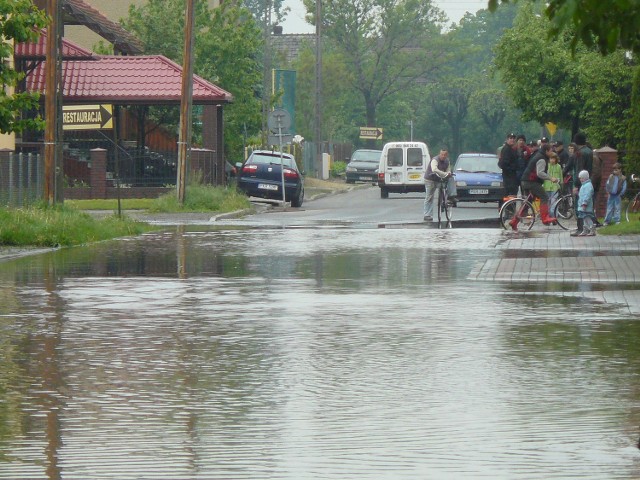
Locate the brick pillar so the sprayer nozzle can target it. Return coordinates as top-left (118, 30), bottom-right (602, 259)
top-left (90, 148), bottom-right (107, 199)
top-left (594, 147), bottom-right (618, 218)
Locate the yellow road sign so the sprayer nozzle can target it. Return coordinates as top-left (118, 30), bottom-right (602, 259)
top-left (63, 104), bottom-right (113, 130)
top-left (359, 126), bottom-right (383, 140)
top-left (545, 122), bottom-right (557, 137)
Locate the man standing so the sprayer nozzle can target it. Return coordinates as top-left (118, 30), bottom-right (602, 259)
top-left (515, 134), bottom-right (531, 188)
top-left (554, 140), bottom-right (569, 168)
top-left (499, 133), bottom-right (519, 197)
top-left (423, 146), bottom-right (457, 222)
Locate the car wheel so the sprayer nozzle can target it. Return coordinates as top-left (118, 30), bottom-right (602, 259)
top-left (346, 179), bottom-right (354, 184)
top-left (291, 190), bottom-right (304, 208)
top-left (380, 187), bottom-right (389, 199)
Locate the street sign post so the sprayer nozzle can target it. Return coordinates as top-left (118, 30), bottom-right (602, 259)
top-left (359, 126), bottom-right (383, 140)
top-left (62, 104), bottom-right (113, 130)
top-left (267, 109), bottom-right (292, 206)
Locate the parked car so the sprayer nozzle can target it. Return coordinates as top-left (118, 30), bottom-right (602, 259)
top-left (236, 150), bottom-right (304, 207)
top-left (346, 149), bottom-right (382, 184)
top-left (453, 153), bottom-right (505, 204)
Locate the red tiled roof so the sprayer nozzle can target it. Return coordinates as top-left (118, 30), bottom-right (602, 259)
top-left (27, 55), bottom-right (233, 105)
top-left (15, 29), bottom-right (96, 60)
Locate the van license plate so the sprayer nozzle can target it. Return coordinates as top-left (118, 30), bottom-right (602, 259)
top-left (469, 189), bottom-right (489, 194)
top-left (258, 183), bottom-right (278, 191)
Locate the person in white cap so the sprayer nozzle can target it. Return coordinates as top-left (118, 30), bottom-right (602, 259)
top-left (575, 169), bottom-right (596, 236)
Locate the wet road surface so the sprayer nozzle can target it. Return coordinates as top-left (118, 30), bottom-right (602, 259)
top-left (1, 226), bottom-right (639, 479)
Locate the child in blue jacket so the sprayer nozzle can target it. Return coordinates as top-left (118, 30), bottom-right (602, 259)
top-left (576, 170), bottom-right (596, 236)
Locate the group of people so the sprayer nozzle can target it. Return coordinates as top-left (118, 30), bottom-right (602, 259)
top-left (498, 131), bottom-right (627, 235)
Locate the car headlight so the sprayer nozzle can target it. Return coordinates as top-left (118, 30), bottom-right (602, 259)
top-left (491, 181), bottom-right (502, 187)
top-left (456, 180), bottom-right (467, 186)
top-left (346, 166), bottom-right (356, 172)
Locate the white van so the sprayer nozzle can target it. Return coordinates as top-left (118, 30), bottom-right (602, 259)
top-left (377, 141), bottom-right (430, 198)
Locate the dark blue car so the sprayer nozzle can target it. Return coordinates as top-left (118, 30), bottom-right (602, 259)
top-left (453, 153), bottom-right (505, 204)
top-left (236, 150), bottom-right (304, 207)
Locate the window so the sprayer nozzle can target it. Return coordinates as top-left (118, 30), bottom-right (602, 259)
top-left (407, 148), bottom-right (423, 166)
top-left (387, 148), bottom-right (403, 166)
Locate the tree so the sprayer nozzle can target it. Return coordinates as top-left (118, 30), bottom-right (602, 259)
top-left (303, 0), bottom-right (450, 131)
top-left (428, 79), bottom-right (472, 157)
top-left (489, 0), bottom-right (640, 55)
top-left (123, 0), bottom-right (263, 162)
top-left (494, 3), bottom-right (633, 144)
top-left (0, 0), bottom-right (48, 134)
top-left (625, 67), bottom-right (640, 175)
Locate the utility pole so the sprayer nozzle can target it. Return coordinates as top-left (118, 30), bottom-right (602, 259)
top-left (177, 0), bottom-right (195, 205)
top-left (314, 0), bottom-right (322, 177)
top-left (262, 0), bottom-right (273, 147)
top-left (44, 0), bottom-right (61, 205)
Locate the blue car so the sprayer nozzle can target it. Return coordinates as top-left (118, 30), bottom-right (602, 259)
top-left (236, 150), bottom-right (305, 207)
top-left (453, 153), bottom-right (505, 204)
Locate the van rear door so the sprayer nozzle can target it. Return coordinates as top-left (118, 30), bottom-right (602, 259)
top-left (405, 145), bottom-right (427, 186)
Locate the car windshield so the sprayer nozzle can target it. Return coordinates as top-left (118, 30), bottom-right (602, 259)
top-left (351, 150), bottom-right (381, 163)
top-left (455, 155), bottom-right (500, 173)
top-left (250, 152), bottom-right (296, 169)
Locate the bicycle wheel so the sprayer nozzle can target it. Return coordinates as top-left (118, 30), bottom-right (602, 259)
top-left (625, 194), bottom-right (640, 222)
top-left (553, 194), bottom-right (577, 231)
top-left (437, 187), bottom-right (445, 228)
top-left (499, 198), bottom-right (535, 230)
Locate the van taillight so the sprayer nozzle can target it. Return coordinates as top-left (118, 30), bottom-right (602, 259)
top-left (378, 172), bottom-right (385, 182)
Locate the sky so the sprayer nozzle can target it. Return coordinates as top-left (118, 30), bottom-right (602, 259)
top-left (280, 0), bottom-right (489, 34)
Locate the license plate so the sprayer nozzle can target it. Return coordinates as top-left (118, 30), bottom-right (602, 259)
top-left (359, 176), bottom-right (373, 181)
top-left (258, 183), bottom-right (278, 191)
top-left (469, 189), bottom-right (489, 194)
top-left (409, 173), bottom-right (422, 180)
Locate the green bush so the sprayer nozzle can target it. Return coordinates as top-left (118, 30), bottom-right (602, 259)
top-left (331, 160), bottom-right (347, 178)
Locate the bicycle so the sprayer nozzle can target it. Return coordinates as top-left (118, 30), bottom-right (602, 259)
top-left (625, 174), bottom-right (640, 222)
top-left (550, 175), bottom-right (576, 231)
top-left (435, 174), bottom-right (454, 229)
top-left (499, 190), bottom-right (572, 231)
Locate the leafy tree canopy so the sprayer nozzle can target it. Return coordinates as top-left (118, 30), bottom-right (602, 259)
top-left (489, 0), bottom-right (640, 55)
top-left (122, 0), bottom-right (263, 161)
top-left (303, 0), bottom-right (450, 131)
top-left (0, 0), bottom-right (48, 134)
top-left (494, 3), bottom-right (633, 146)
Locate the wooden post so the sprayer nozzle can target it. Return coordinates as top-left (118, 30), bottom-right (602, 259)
top-left (44, 0), bottom-right (60, 205)
top-left (177, 0), bottom-right (195, 205)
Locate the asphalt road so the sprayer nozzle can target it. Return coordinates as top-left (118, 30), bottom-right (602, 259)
top-left (238, 184), bottom-right (500, 227)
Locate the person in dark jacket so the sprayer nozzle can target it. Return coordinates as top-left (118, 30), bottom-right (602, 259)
top-left (554, 140), bottom-right (569, 168)
top-left (515, 134), bottom-right (530, 187)
top-left (499, 133), bottom-right (519, 197)
top-left (509, 144), bottom-right (559, 231)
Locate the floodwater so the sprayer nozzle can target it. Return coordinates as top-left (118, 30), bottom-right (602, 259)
top-left (1, 227), bottom-right (639, 479)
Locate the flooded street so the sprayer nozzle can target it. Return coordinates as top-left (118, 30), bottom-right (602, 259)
top-left (1, 226), bottom-right (640, 479)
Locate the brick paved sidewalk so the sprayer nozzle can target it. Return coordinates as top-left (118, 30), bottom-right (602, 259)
top-left (471, 229), bottom-right (640, 314)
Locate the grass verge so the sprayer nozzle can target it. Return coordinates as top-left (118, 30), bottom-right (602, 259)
top-left (0, 204), bottom-right (155, 247)
top-left (68, 185), bottom-right (251, 214)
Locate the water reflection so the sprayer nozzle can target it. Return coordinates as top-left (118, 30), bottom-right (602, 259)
top-left (0, 228), bottom-right (639, 479)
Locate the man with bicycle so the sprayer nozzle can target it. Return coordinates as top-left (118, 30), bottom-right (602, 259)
top-left (510, 143), bottom-right (559, 231)
top-left (423, 146), bottom-right (457, 222)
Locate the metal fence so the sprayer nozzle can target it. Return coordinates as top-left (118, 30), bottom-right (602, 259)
top-left (0, 152), bottom-right (43, 207)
